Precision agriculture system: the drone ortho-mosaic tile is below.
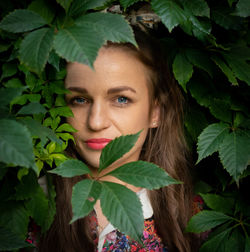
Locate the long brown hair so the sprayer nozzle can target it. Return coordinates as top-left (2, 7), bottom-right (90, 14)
top-left (39, 27), bottom-right (196, 252)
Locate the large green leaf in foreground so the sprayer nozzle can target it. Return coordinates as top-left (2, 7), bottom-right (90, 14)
top-left (0, 119), bottom-right (35, 169)
top-left (107, 160), bottom-right (179, 189)
top-left (100, 182), bottom-right (144, 242)
top-left (99, 131), bottom-right (141, 173)
top-left (71, 179), bottom-right (101, 223)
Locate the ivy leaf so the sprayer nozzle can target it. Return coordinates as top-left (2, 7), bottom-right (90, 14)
top-left (0, 202), bottom-right (29, 239)
top-left (219, 130), bottom-right (250, 180)
top-left (71, 180), bottom-right (101, 223)
top-left (25, 187), bottom-right (49, 227)
top-left (100, 182), bottom-right (144, 242)
top-left (75, 13), bottom-right (136, 45)
top-left (208, 98), bottom-right (232, 123)
top-left (0, 87), bottom-right (24, 107)
top-left (151, 0), bottom-right (187, 32)
top-left (20, 118), bottom-right (62, 145)
top-left (17, 102), bottom-right (46, 115)
top-left (49, 159), bottom-right (90, 177)
top-left (0, 9), bottom-right (47, 33)
top-left (223, 54), bottom-right (250, 86)
top-left (19, 27), bottom-right (54, 74)
top-left (99, 131), bottom-right (141, 173)
top-left (54, 25), bottom-right (104, 67)
top-left (235, 0), bottom-right (250, 17)
top-left (48, 50), bottom-right (61, 71)
top-left (28, 0), bottom-right (55, 24)
top-left (0, 119), bottom-right (35, 169)
top-left (199, 193), bottom-right (234, 215)
top-left (56, 123), bottom-right (77, 132)
top-left (173, 52), bottom-right (193, 91)
top-left (107, 161), bottom-right (180, 189)
top-left (120, 0), bottom-right (141, 8)
top-left (0, 226), bottom-right (32, 251)
top-left (0, 62), bottom-right (17, 81)
top-left (186, 210), bottom-right (233, 233)
top-left (182, 0), bottom-right (210, 18)
top-left (68, 0), bottom-right (108, 17)
top-left (56, 0), bottom-right (73, 12)
top-left (185, 48), bottom-right (213, 77)
top-left (49, 106), bottom-right (73, 118)
top-left (197, 123), bottom-right (230, 163)
top-left (200, 227), bottom-right (233, 252)
top-left (211, 55), bottom-right (238, 85)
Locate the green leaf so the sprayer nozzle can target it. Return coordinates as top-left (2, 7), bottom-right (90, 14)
top-left (20, 27), bottom-right (54, 73)
top-left (245, 236), bottom-right (250, 252)
top-left (20, 118), bottom-right (62, 145)
top-left (68, 0), bottom-right (108, 17)
top-left (25, 187), bottom-right (49, 227)
top-left (28, 0), bottom-right (55, 24)
top-left (151, 0), bottom-right (187, 32)
top-left (225, 229), bottom-right (245, 252)
top-left (199, 193), bottom-right (234, 214)
top-left (107, 161), bottom-right (179, 189)
top-left (223, 54), bottom-right (250, 86)
top-left (49, 159), bottom-right (90, 177)
top-left (48, 50), bottom-right (61, 71)
top-left (0, 87), bottom-right (24, 107)
top-left (200, 227), bottom-right (233, 252)
top-left (197, 123), bottom-right (230, 163)
top-left (99, 131), bottom-right (141, 173)
top-left (42, 175), bottom-right (56, 232)
top-left (211, 7), bottom-right (244, 30)
top-left (186, 210), bottom-right (233, 233)
top-left (56, 0), bottom-right (73, 11)
top-left (185, 48), bottom-right (213, 77)
top-left (0, 9), bottom-right (47, 33)
top-left (71, 179), bottom-right (101, 223)
top-left (208, 98), bottom-right (232, 123)
top-left (182, 0), bottom-right (210, 18)
top-left (100, 182), bottom-right (144, 242)
top-left (0, 226), bottom-right (32, 251)
top-left (120, 0), bottom-right (141, 8)
top-left (219, 130), bottom-right (250, 180)
top-left (54, 25), bottom-right (104, 67)
top-left (56, 123), bottom-right (77, 132)
top-left (1, 62), bottom-right (17, 80)
top-left (0, 202), bottom-right (29, 239)
top-left (76, 13), bottom-right (136, 45)
top-left (0, 119), bottom-right (35, 168)
top-left (235, 0), bottom-right (250, 17)
top-left (50, 106), bottom-right (73, 118)
top-left (17, 102), bottom-right (46, 115)
top-left (211, 55), bottom-right (238, 85)
top-left (173, 52), bottom-right (193, 91)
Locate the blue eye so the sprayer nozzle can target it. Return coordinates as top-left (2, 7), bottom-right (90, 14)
top-left (117, 96), bottom-right (128, 104)
top-left (74, 97), bottom-right (86, 104)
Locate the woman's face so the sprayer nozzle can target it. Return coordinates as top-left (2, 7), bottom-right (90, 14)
top-left (65, 47), bottom-right (159, 171)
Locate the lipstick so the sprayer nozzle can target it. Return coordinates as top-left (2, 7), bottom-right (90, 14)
top-left (85, 138), bottom-right (112, 150)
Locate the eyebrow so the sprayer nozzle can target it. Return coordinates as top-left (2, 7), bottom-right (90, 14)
top-left (66, 86), bottom-right (136, 94)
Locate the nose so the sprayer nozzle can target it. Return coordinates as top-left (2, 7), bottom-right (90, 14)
top-left (87, 101), bottom-right (110, 131)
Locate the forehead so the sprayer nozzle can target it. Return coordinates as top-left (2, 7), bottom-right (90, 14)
top-left (65, 47), bottom-right (151, 93)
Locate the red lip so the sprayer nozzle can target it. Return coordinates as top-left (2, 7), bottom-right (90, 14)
top-left (85, 138), bottom-right (112, 150)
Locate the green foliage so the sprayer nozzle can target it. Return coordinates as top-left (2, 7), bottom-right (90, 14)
top-left (0, 0), bottom-right (250, 250)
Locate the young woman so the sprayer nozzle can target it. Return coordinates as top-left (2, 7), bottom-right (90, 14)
top-left (39, 27), bottom-right (199, 252)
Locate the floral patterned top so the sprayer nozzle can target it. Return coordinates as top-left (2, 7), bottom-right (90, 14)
top-left (87, 189), bottom-right (168, 252)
